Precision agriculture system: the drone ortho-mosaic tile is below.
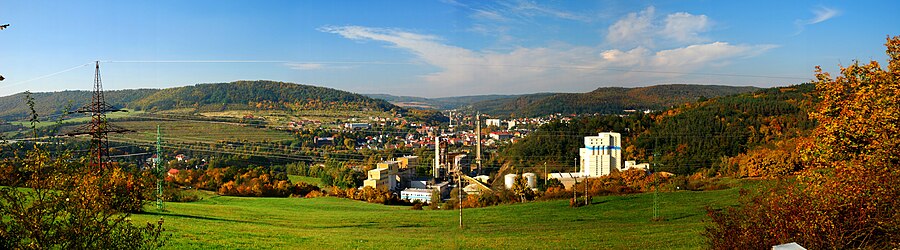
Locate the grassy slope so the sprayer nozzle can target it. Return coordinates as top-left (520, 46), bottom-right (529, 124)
top-left (132, 188), bottom-right (739, 249)
top-left (287, 175), bottom-right (322, 187)
top-left (105, 120), bottom-right (294, 143)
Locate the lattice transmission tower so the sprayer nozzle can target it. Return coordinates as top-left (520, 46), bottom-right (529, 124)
top-left (66, 61), bottom-right (133, 170)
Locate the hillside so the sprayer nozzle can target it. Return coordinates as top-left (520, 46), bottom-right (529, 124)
top-left (500, 83), bottom-right (814, 175)
top-left (470, 85), bottom-right (759, 117)
top-left (0, 81), bottom-right (398, 121)
top-left (132, 80), bottom-right (397, 112)
top-left (0, 89), bottom-right (158, 120)
top-left (365, 94), bottom-right (518, 110)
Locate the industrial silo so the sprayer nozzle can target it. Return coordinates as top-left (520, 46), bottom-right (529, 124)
top-left (504, 174), bottom-right (518, 190)
top-left (522, 173), bottom-right (537, 189)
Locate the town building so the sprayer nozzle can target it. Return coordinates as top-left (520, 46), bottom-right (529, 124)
top-left (485, 119), bottom-right (502, 127)
top-left (623, 161), bottom-right (650, 171)
top-left (400, 181), bottom-right (450, 203)
top-left (363, 161), bottom-right (400, 192)
top-left (344, 123), bottom-right (371, 130)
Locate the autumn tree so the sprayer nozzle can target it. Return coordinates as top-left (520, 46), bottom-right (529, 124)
top-left (0, 147), bottom-right (165, 249)
top-left (705, 36), bottom-right (900, 249)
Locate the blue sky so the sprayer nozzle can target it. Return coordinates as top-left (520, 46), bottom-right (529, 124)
top-left (1, 0), bottom-right (898, 97)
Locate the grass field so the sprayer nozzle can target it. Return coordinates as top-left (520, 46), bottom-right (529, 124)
top-left (131, 188), bottom-right (741, 249)
top-left (10, 109), bottom-right (145, 129)
top-left (106, 120), bottom-right (294, 144)
top-left (287, 175), bottom-right (323, 187)
top-left (200, 109), bottom-right (393, 127)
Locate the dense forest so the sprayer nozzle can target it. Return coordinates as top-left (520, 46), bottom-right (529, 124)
top-left (469, 84), bottom-right (758, 117)
top-left (500, 83), bottom-right (815, 176)
top-left (133, 80), bottom-right (397, 112)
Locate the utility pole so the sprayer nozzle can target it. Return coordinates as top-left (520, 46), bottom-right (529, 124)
top-left (652, 137), bottom-right (660, 220)
top-left (584, 176), bottom-right (589, 206)
top-left (543, 162), bottom-right (547, 187)
top-left (459, 172), bottom-right (463, 229)
top-left (156, 125), bottom-right (164, 211)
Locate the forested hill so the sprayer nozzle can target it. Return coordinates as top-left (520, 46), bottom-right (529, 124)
top-left (365, 94), bottom-right (518, 110)
top-left (499, 83), bottom-right (815, 176)
top-left (0, 89), bottom-right (157, 120)
top-left (469, 84), bottom-right (759, 117)
top-left (0, 81), bottom-right (398, 120)
top-left (132, 81), bottom-right (397, 112)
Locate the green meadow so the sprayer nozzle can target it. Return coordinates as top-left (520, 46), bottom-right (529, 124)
top-left (131, 187), bottom-right (741, 249)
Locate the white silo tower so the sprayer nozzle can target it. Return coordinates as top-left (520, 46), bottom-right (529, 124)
top-left (504, 174), bottom-right (518, 190)
top-left (522, 173), bottom-right (537, 189)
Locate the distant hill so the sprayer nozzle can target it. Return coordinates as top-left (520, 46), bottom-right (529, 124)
top-left (0, 89), bottom-right (158, 120)
top-left (132, 81), bottom-right (397, 112)
top-left (468, 85), bottom-right (759, 117)
top-left (365, 94), bottom-right (517, 110)
top-left (0, 81), bottom-right (398, 121)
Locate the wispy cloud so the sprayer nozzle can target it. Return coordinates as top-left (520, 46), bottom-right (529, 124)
top-left (285, 63), bottom-right (324, 70)
top-left (795, 6), bottom-right (840, 34)
top-left (322, 25), bottom-right (776, 96)
top-left (446, 0), bottom-right (591, 44)
top-left (506, 0), bottom-right (591, 22)
top-left (807, 6), bottom-right (840, 24)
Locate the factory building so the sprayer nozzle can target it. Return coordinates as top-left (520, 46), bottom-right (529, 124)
top-left (579, 132), bottom-right (622, 177)
top-left (363, 161), bottom-right (400, 192)
top-left (550, 132), bottom-right (643, 189)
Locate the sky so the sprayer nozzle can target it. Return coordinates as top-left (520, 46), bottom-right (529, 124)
top-left (1, 1), bottom-right (898, 98)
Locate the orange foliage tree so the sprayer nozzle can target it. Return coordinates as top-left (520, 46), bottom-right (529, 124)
top-left (705, 36), bottom-right (900, 249)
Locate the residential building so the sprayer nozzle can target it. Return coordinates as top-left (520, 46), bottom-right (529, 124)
top-left (485, 119), bottom-right (502, 127)
top-left (344, 123), bottom-right (371, 130)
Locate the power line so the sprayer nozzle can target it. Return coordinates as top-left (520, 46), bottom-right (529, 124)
top-left (1, 63), bottom-right (92, 89)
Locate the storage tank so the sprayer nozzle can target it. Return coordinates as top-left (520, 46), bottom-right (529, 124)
top-left (522, 173), bottom-right (537, 189)
top-left (504, 174), bottom-right (518, 190)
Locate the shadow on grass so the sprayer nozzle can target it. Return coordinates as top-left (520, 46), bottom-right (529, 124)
top-left (140, 211), bottom-right (265, 225)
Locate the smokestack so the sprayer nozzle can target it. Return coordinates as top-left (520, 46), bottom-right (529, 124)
top-left (434, 135), bottom-right (440, 179)
top-left (475, 113), bottom-right (482, 175)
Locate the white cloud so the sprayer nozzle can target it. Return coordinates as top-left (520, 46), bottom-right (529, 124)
top-left (662, 12), bottom-right (710, 43)
top-left (606, 6), bottom-right (656, 47)
top-left (808, 6), bottom-right (839, 24)
top-left (472, 9), bottom-right (509, 22)
top-left (607, 7), bottom-right (714, 48)
top-left (652, 42), bottom-right (777, 68)
top-left (323, 26), bottom-right (776, 96)
top-left (795, 6), bottom-right (840, 34)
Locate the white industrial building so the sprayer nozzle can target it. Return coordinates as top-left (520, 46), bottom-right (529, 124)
top-left (579, 132), bottom-right (622, 177)
top-left (550, 132), bottom-right (642, 189)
